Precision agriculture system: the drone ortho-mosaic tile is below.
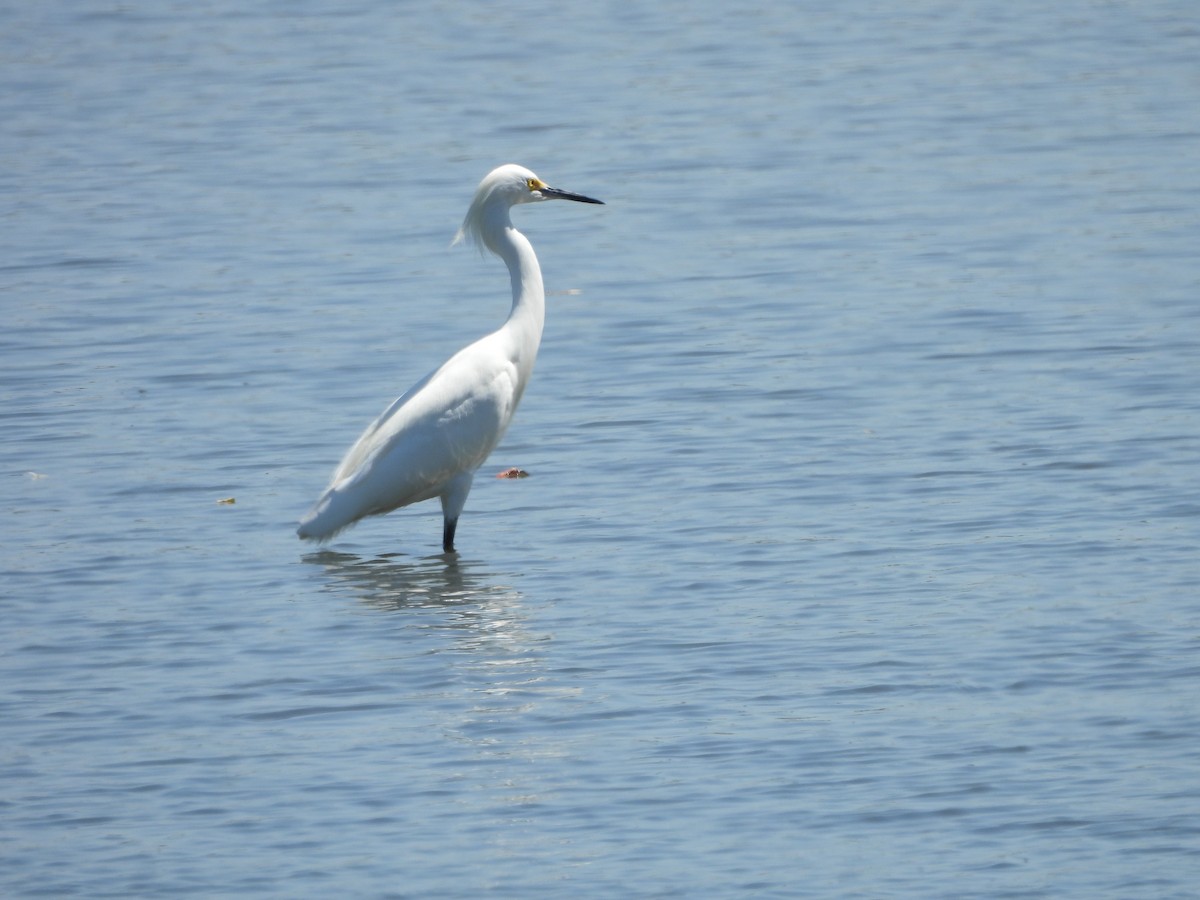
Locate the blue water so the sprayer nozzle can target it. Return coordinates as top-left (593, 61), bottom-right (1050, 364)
top-left (3, 1), bottom-right (1199, 896)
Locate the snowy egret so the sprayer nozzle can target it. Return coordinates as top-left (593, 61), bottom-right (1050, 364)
top-left (297, 164), bottom-right (603, 552)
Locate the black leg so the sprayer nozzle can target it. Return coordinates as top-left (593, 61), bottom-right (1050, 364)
top-left (442, 516), bottom-right (458, 553)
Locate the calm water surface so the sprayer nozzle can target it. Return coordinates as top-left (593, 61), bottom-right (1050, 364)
top-left (3, 1), bottom-right (1199, 896)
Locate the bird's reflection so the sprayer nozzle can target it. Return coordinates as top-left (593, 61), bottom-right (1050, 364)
top-left (301, 550), bottom-right (571, 814)
top-left (303, 548), bottom-right (514, 612)
top-left (300, 548), bottom-right (540, 661)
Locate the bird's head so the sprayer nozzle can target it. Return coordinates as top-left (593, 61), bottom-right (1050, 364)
top-left (454, 164), bottom-right (602, 253)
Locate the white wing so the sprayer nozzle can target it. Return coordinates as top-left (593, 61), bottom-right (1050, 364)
top-left (298, 331), bottom-right (523, 539)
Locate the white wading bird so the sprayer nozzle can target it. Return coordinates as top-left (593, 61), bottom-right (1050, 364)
top-left (297, 165), bottom-right (603, 552)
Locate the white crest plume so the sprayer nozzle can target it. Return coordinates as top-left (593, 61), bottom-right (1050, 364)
top-left (452, 163), bottom-right (539, 255)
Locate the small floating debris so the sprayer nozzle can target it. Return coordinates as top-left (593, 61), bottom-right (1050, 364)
top-left (495, 468), bottom-right (529, 479)
top-left (24, 471), bottom-right (48, 480)
top-left (217, 497), bottom-right (236, 505)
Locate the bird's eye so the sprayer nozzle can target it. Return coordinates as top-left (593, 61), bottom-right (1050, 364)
top-left (527, 178), bottom-right (545, 191)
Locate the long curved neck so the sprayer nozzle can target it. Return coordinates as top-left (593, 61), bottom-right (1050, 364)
top-left (483, 215), bottom-right (545, 344)
top-left (480, 214), bottom-right (545, 386)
